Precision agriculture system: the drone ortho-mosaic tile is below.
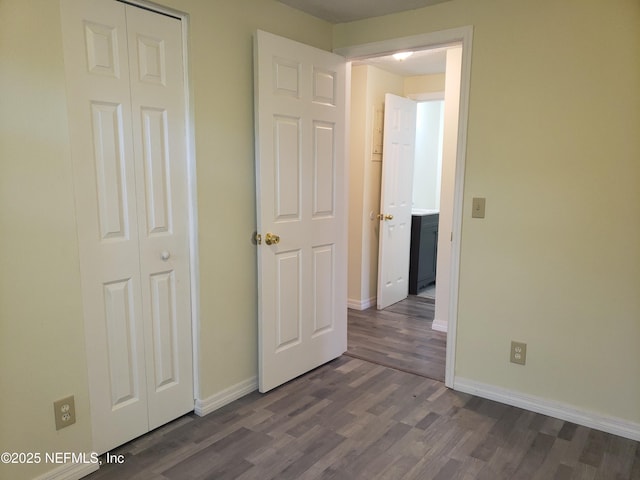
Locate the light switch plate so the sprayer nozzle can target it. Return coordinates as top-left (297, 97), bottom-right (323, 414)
top-left (472, 197), bottom-right (486, 218)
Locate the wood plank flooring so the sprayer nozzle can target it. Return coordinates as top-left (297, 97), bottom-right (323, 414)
top-left (85, 356), bottom-right (640, 480)
top-left (346, 295), bottom-right (446, 381)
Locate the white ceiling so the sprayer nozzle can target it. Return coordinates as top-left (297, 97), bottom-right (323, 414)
top-left (278, 0), bottom-right (451, 76)
top-left (278, 0), bottom-right (452, 24)
top-left (355, 47), bottom-right (448, 76)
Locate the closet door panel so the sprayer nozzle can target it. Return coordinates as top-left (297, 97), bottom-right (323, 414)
top-left (61, 0), bottom-right (148, 455)
top-left (125, 4), bottom-right (194, 431)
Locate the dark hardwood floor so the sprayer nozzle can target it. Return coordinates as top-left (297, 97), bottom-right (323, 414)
top-left (85, 356), bottom-right (640, 480)
top-left (346, 295), bottom-right (446, 382)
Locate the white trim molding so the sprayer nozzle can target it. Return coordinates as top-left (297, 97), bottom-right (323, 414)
top-left (407, 91), bottom-right (445, 102)
top-left (194, 377), bottom-right (258, 417)
top-left (347, 296), bottom-right (376, 310)
top-left (454, 377), bottom-right (640, 442)
top-left (335, 27), bottom-right (472, 61)
top-left (32, 461), bottom-right (98, 480)
top-left (336, 26), bottom-right (474, 390)
top-left (431, 318), bottom-right (448, 332)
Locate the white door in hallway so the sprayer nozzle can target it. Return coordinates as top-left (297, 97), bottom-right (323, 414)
top-left (377, 94), bottom-right (417, 310)
top-left (254, 30), bottom-right (347, 392)
top-left (61, 0), bottom-right (193, 454)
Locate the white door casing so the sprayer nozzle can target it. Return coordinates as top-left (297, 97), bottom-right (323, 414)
top-left (254, 30), bottom-right (347, 393)
top-left (377, 94), bottom-right (417, 310)
top-left (433, 46), bottom-right (463, 334)
top-left (61, 0), bottom-right (193, 454)
top-left (335, 27), bottom-right (473, 387)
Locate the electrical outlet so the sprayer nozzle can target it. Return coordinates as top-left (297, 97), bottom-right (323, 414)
top-left (510, 341), bottom-right (527, 365)
top-left (53, 395), bottom-right (76, 430)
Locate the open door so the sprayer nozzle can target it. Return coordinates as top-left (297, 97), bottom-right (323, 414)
top-left (377, 94), bottom-right (417, 309)
top-left (254, 30), bottom-right (347, 392)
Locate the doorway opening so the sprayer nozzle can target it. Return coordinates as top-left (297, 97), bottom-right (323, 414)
top-left (337, 27), bottom-right (473, 387)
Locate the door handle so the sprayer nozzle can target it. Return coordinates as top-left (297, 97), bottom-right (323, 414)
top-left (264, 233), bottom-right (280, 245)
top-left (377, 214), bottom-right (394, 221)
top-left (161, 250), bottom-right (171, 261)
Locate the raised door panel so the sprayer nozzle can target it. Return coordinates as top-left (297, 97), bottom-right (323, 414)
top-left (149, 271), bottom-right (178, 391)
top-left (103, 279), bottom-right (141, 407)
top-left (312, 245), bottom-right (334, 336)
top-left (274, 116), bottom-right (301, 221)
top-left (140, 107), bottom-right (172, 236)
top-left (312, 67), bottom-right (336, 106)
top-left (275, 250), bottom-right (302, 351)
top-left (85, 20), bottom-right (121, 78)
top-left (137, 35), bottom-right (167, 86)
top-left (312, 121), bottom-right (335, 218)
top-left (91, 102), bottom-right (129, 240)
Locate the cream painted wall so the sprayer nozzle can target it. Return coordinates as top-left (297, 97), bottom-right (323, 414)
top-left (404, 73), bottom-right (446, 97)
top-left (413, 101), bottom-right (444, 211)
top-left (335, 0), bottom-right (640, 424)
top-left (347, 65), bottom-right (404, 306)
top-left (0, 1), bottom-right (92, 478)
top-left (406, 74), bottom-right (446, 211)
top-left (347, 65), bottom-right (367, 305)
top-left (0, 1), bottom-right (332, 479)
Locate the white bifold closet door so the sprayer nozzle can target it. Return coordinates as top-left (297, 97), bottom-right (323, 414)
top-left (61, 0), bottom-right (193, 454)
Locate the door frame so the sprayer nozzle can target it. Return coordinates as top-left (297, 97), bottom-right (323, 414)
top-left (123, 0), bottom-right (200, 400)
top-left (335, 26), bottom-right (473, 388)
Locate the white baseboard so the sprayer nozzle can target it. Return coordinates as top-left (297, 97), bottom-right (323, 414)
top-left (347, 296), bottom-right (375, 310)
top-left (454, 377), bottom-right (640, 442)
top-left (194, 376), bottom-right (257, 417)
top-left (32, 461), bottom-right (98, 480)
top-left (431, 318), bottom-right (448, 332)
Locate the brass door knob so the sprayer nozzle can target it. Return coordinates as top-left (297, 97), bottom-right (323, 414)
top-left (377, 213), bottom-right (394, 221)
top-left (265, 233), bottom-right (280, 245)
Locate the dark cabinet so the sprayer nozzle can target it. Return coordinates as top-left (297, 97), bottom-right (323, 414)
top-left (409, 213), bottom-right (439, 294)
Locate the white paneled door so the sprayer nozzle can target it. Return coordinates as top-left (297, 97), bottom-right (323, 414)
top-left (254, 30), bottom-right (347, 393)
top-left (61, 0), bottom-right (193, 454)
top-left (377, 94), bottom-right (417, 310)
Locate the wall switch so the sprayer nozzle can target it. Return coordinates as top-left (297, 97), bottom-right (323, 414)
top-left (510, 341), bottom-right (527, 365)
top-left (472, 197), bottom-right (486, 218)
top-left (53, 395), bottom-right (76, 430)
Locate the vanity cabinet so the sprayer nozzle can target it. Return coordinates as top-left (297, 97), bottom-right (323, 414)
top-left (409, 213), bottom-right (439, 294)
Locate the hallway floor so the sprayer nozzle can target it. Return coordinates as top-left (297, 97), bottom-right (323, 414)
top-left (346, 295), bottom-right (446, 382)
